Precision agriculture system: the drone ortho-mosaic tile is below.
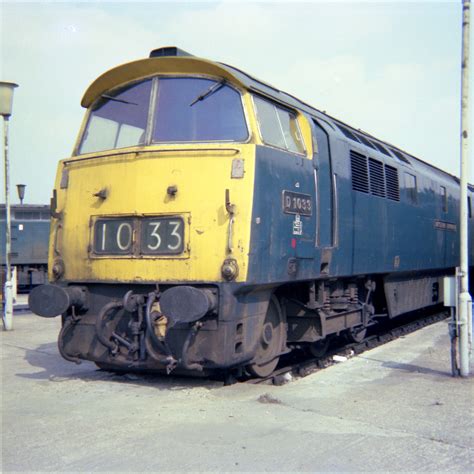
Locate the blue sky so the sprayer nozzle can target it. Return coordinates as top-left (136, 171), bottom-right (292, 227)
top-left (1, 0), bottom-right (472, 204)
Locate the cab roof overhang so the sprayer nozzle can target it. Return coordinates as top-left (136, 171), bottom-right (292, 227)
top-left (81, 57), bottom-right (249, 108)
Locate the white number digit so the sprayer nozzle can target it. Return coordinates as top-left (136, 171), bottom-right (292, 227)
top-left (116, 222), bottom-right (132, 250)
top-left (167, 221), bottom-right (182, 251)
top-left (101, 223), bottom-right (107, 250)
top-left (147, 222), bottom-right (162, 250)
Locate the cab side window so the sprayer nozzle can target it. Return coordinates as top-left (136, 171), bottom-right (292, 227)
top-left (253, 96), bottom-right (305, 154)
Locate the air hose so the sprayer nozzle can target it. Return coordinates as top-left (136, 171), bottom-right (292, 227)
top-left (95, 301), bottom-right (123, 352)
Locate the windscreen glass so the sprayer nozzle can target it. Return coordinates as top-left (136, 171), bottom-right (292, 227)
top-left (78, 76), bottom-right (248, 154)
top-left (152, 77), bottom-right (248, 143)
top-left (79, 79), bottom-right (152, 154)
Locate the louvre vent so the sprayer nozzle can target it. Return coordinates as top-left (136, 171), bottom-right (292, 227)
top-left (350, 151), bottom-right (369, 193)
top-left (369, 158), bottom-right (385, 197)
top-left (350, 151), bottom-right (400, 203)
top-left (385, 165), bottom-right (400, 201)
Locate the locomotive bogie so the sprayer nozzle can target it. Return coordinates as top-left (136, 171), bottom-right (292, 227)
top-left (43, 282), bottom-right (276, 373)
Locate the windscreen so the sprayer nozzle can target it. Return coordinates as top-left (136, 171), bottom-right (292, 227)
top-left (153, 77), bottom-right (248, 143)
top-left (78, 76), bottom-right (248, 154)
top-left (79, 79), bottom-right (152, 154)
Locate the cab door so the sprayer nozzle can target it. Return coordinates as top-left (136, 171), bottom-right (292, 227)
top-left (312, 119), bottom-right (334, 249)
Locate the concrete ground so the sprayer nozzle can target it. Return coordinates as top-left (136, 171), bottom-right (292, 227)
top-left (1, 311), bottom-right (473, 472)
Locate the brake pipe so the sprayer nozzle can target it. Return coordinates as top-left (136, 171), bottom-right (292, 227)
top-left (95, 301), bottom-right (123, 352)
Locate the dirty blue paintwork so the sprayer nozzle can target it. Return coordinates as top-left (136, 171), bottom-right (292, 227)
top-left (0, 205), bottom-right (50, 266)
top-left (221, 62), bottom-right (471, 280)
top-left (247, 145), bottom-right (317, 284)
top-left (247, 115), bottom-right (467, 285)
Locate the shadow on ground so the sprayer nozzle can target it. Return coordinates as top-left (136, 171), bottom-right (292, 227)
top-left (360, 355), bottom-right (450, 377)
top-left (17, 342), bottom-right (223, 390)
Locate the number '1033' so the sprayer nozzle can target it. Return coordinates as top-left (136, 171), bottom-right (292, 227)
top-left (93, 217), bottom-right (184, 255)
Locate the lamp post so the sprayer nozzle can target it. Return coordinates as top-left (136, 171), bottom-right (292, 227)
top-left (458, 0), bottom-right (472, 376)
top-left (16, 184), bottom-right (26, 205)
top-left (1, 81), bottom-right (18, 331)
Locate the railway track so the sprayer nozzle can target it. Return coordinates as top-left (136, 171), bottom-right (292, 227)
top-left (241, 309), bottom-right (450, 386)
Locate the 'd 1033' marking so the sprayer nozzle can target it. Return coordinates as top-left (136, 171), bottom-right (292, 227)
top-left (282, 190), bottom-right (312, 216)
top-left (93, 217), bottom-right (184, 255)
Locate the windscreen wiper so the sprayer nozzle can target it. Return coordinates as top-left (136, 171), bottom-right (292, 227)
top-left (189, 79), bottom-right (226, 107)
top-left (101, 94), bottom-right (138, 105)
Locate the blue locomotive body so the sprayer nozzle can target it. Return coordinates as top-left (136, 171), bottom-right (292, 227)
top-left (247, 132), bottom-right (466, 283)
top-left (225, 62), bottom-right (470, 285)
top-left (1, 205), bottom-right (50, 289)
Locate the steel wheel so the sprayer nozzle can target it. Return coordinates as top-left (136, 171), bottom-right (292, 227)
top-left (345, 325), bottom-right (367, 343)
top-left (247, 296), bottom-right (285, 378)
top-left (309, 338), bottom-right (330, 358)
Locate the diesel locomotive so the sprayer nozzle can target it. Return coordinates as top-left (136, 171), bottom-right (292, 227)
top-left (1, 204), bottom-right (49, 291)
top-left (29, 47), bottom-right (474, 377)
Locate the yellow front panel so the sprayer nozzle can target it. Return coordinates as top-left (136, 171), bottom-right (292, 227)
top-left (52, 144), bottom-right (255, 283)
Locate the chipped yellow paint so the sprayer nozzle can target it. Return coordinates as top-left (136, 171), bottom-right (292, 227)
top-left (297, 111), bottom-right (314, 159)
top-left (48, 55), bottom-right (314, 284)
top-left (50, 144), bottom-right (256, 283)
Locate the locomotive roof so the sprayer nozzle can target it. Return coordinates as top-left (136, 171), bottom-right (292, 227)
top-left (218, 62), bottom-right (463, 186)
top-left (81, 48), bottom-right (468, 187)
top-left (0, 204), bottom-right (50, 222)
top-left (0, 204), bottom-right (50, 210)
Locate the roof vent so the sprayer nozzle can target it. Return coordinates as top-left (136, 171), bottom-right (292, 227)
top-left (149, 46), bottom-right (193, 58)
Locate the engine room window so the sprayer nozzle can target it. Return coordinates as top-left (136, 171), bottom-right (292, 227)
top-left (404, 173), bottom-right (418, 204)
top-left (253, 96), bottom-right (305, 154)
top-left (79, 79), bottom-right (152, 154)
top-left (152, 77), bottom-right (248, 143)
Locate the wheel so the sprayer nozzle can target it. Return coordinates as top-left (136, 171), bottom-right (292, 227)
top-left (345, 325), bottom-right (367, 343)
top-left (247, 296), bottom-right (286, 378)
top-left (309, 338), bottom-right (330, 358)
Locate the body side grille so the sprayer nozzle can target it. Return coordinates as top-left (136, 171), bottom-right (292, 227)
top-left (369, 158), bottom-right (386, 198)
top-left (350, 151), bottom-right (369, 193)
top-left (385, 165), bottom-right (400, 201)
